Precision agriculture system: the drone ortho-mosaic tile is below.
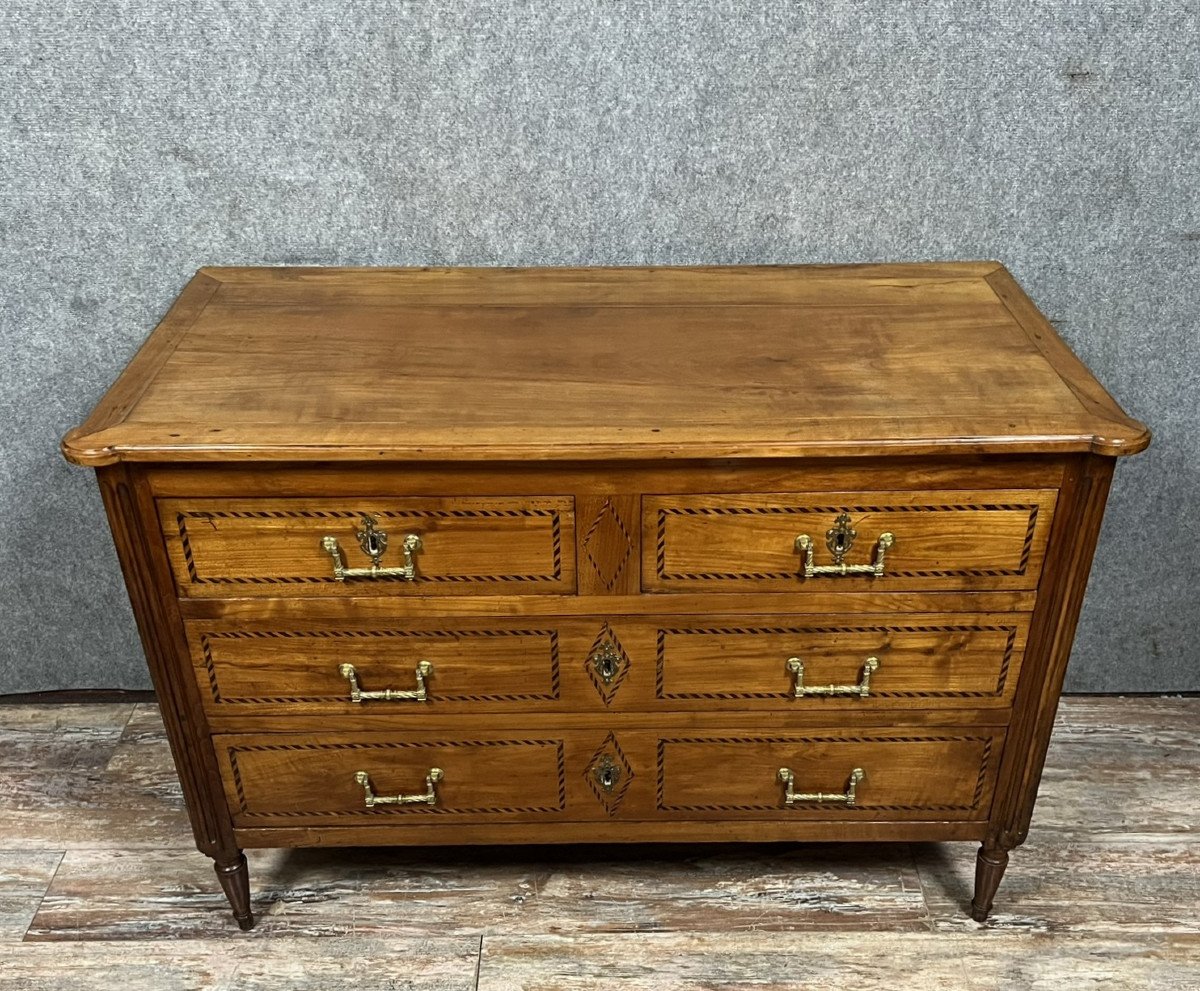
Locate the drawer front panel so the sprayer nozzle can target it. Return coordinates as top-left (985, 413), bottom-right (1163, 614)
top-left (188, 620), bottom-right (619, 717)
top-left (651, 613), bottom-right (1029, 710)
top-left (218, 733), bottom-right (572, 825)
top-left (644, 490), bottom-right (1057, 592)
top-left (654, 729), bottom-right (1004, 821)
top-left (190, 612), bottom-right (1030, 720)
top-left (216, 727), bottom-right (1003, 826)
top-left (160, 496), bottom-right (575, 597)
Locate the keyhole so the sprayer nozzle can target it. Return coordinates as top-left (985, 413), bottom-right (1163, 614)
top-left (594, 758), bottom-right (621, 793)
top-left (593, 643), bottom-right (620, 685)
top-left (834, 532), bottom-right (845, 552)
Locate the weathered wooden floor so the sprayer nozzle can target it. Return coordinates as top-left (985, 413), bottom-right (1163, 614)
top-left (0, 697), bottom-right (1196, 989)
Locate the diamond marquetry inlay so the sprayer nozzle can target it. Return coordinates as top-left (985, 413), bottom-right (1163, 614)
top-left (582, 498), bottom-right (633, 591)
top-left (585, 732), bottom-right (634, 815)
top-left (585, 623), bottom-right (631, 705)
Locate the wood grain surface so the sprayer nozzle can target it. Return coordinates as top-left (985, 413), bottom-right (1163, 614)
top-left (184, 612), bottom-right (1030, 721)
top-left (61, 265), bottom-right (1150, 466)
top-left (644, 488), bottom-right (1057, 593)
top-left (160, 495), bottom-right (576, 598)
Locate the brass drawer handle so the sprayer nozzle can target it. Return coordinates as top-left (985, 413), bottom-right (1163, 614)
top-left (786, 656), bottom-right (879, 698)
top-left (778, 767), bottom-right (864, 807)
top-left (355, 768), bottom-right (443, 807)
top-left (340, 661), bottom-right (433, 703)
top-left (795, 513), bottom-right (893, 578)
top-left (322, 516), bottom-right (422, 581)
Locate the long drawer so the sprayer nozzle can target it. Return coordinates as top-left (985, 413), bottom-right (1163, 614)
top-left (216, 726), bottom-right (1005, 827)
top-left (188, 612), bottom-right (1031, 720)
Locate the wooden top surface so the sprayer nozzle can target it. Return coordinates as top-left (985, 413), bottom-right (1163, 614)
top-left (62, 263), bottom-right (1149, 466)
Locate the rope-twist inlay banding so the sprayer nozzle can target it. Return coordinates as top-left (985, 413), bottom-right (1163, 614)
top-left (199, 628), bottom-right (561, 705)
top-left (654, 735), bottom-right (996, 813)
top-left (175, 506), bottom-right (566, 585)
top-left (654, 625), bottom-right (1019, 700)
top-left (654, 503), bottom-right (1041, 582)
top-left (228, 738), bottom-right (567, 818)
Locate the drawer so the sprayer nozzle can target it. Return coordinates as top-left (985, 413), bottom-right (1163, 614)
top-left (189, 612), bottom-right (1030, 721)
top-left (160, 496), bottom-right (575, 597)
top-left (653, 728), bottom-right (1004, 821)
top-left (644, 489), bottom-right (1057, 592)
top-left (215, 726), bottom-right (1004, 827)
top-left (217, 731), bottom-right (582, 827)
top-left (649, 613), bottom-right (1030, 710)
top-left (188, 619), bottom-right (614, 718)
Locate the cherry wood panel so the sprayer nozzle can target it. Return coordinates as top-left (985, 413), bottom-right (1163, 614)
top-left (651, 613), bottom-right (1029, 710)
top-left (234, 818), bottom-right (989, 848)
top-left (179, 589), bottom-right (1039, 623)
top-left (187, 619), bottom-right (602, 718)
top-left (644, 489), bottom-right (1057, 593)
top-left (654, 728), bottom-right (1004, 822)
top-left (576, 494), bottom-right (641, 596)
top-left (159, 496), bottom-right (575, 597)
top-left (183, 706), bottom-right (1015, 737)
top-left (61, 265), bottom-right (1149, 467)
top-left (144, 456), bottom-right (1066, 498)
top-left (217, 732), bottom-right (573, 827)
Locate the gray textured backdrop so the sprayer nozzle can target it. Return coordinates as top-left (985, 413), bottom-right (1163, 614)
top-left (1, 2), bottom-right (1195, 694)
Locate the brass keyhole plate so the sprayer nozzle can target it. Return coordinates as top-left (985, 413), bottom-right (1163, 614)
top-left (592, 755), bottom-right (621, 793)
top-left (591, 642), bottom-right (622, 686)
top-left (825, 513), bottom-right (857, 564)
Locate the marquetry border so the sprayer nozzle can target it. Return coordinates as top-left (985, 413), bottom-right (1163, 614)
top-left (584, 622), bottom-right (632, 706)
top-left (581, 497), bottom-right (634, 592)
top-left (655, 735), bottom-right (995, 814)
top-left (654, 503), bottom-right (1040, 581)
top-left (175, 506), bottom-right (565, 585)
top-left (654, 624), bottom-right (1019, 701)
top-left (584, 732), bottom-right (634, 816)
top-left (198, 628), bottom-right (561, 705)
top-left (227, 739), bottom-right (567, 818)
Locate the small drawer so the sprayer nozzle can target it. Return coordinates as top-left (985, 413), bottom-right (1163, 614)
top-left (187, 619), bottom-right (612, 718)
top-left (160, 496), bottom-right (575, 597)
top-left (643, 489), bottom-right (1057, 592)
top-left (217, 731), bottom-right (578, 826)
top-left (654, 728), bottom-right (1004, 821)
top-left (650, 613), bottom-right (1030, 710)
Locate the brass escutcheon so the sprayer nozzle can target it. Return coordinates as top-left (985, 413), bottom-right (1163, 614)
top-left (590, 641), bottom-right (622, 685)
top-left (795, 513), bottom-right (893, 579)
top-left (592, 755), bottom-right (621, 793)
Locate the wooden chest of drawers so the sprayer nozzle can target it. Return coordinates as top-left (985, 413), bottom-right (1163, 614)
top-left (62, 264), bottom-right (1149, 929)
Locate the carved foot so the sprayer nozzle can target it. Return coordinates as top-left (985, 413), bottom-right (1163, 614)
top-left (213, 851), bottom-right (255, 930)
top-left (970, 844), bottom-right (1010, 922)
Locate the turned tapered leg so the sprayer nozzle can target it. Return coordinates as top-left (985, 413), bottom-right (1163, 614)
top-left (970, 844), bottom-right (1010, 922)
top-left (213, 852), bottom-right (255, 930)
